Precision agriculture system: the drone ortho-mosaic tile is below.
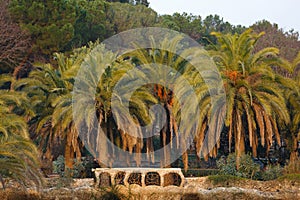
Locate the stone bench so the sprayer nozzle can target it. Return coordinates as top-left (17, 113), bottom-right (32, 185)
top-left (92, 168), bottom-right (185, 187)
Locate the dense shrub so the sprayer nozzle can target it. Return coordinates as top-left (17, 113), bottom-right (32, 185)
top-left (217, 153), bottom-right (260, 179)
top-left (52, 155), bottom-right (94, 179)
top-left (52, 155), bottom-right (65, 177)
top-left (260, 165), bottom-right (283, 181)
top-left (216, 153), bottom-right (286, 181)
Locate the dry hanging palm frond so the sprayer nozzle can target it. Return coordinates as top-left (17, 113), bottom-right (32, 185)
top-left (182, 151), bottom-right (188, 172)
top-left (252, 134), bottom-right (258, 157)
top-left (196, 120), bottom-right (207, 157)
top-left (135, 138), bottom-right (143, 167)
top-left (243, 102), bottom-right (254, 147)
top-left (253, 104), bottom-right (265, 146)
top-left (146, 137), bottom-right (155, 163)
top-left (262, 112), bottom-right (273, 148)
top-left (228, 117), bottom-right (233, 151)
top-left (240, 127), bottom-right (246, 154)
top-left (270, 118), bottom-right (281, 146)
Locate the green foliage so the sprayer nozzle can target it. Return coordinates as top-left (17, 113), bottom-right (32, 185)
top-left (52, 155), bottom-right (77, 188)
top-left (238, 154), bottom-right (261, 179)
top-left (9, 0), bottom-right (77, 55)
top-left (9, 0), bottom-right (110, 57)
top-left (18, 42), bottom-right (98, 168)
top-left (217, 153), bottom-right (285, 181)
top-left (217, 153), bottom-right (260, 179)
top-left (157, 13), bottom-right (245, 44)
top-left (157, 12), bottom-right (203, 40)
top-left (217, 154), bottom-right (239, 176)
top-left (52, 155), bottom-right (65, 177)
top-left (72, 159), bottom-right (86, 178)
top-left (66, 0), bottom-right (111, 49)
top-left (200, 14), bottom-right (243, 45)
top-left (8, 0), bottom-right (156, 57)
top-left (208, 175), bottom-right (244, 186)
top-left (2, 0), bottom-right (299, 172)
top-left (106, 0), bottom-right (149, 7)
top-left (259, 165), bottom-right (283, 181)
top-left (52, 155), bottom-right (85, 178)
top-left (106, 2), bottom-right (157, 33)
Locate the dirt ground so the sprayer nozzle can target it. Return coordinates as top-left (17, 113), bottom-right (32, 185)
top-left (0, 176), bottom-right (299, 200)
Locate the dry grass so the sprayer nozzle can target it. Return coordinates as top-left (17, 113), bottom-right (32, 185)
top-left (0, 176), bottom-right (299, 200)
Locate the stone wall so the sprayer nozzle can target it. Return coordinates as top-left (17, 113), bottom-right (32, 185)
top-left (93, 168), bottom-right (185, 187)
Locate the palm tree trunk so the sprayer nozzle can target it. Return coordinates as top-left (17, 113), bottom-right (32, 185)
top-left (0, 175), bottom-right (5, 190)
top-left (182, 151), bottom-right (188, 171)
top-left (65, 132), bottom-right (74, 169)
top-left (289, 134), bottom-right (299, 162)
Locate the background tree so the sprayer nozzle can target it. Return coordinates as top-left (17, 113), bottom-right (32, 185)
top-left (106, 2), bottom-right (157, 33)
top-left (252, 20), bottom-right (300, 62)
top-left (65, 0), bottom-right (112, 50)
top-left (0, 0), bottom-right (31, 75)
top-left (106, 0), bottom-right (149, 7)
top-left (9, 0), bottom-right (78, 59)
top-left (157, 14), bottom-right (246, 46)
top-left (157, 12), bottom-right (203, 41)
top-left (252, 20), bottom-right (300, 77)
top-left (199, 14), bottom-right (245, 46)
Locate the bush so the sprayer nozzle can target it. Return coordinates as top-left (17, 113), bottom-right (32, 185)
top-left (208, 175), bottom-right (244, 186)
top-left (217, 154), bottom-right (239, 176)
top-left (260, 165), bottom-right (283, 181)
top-left (73, 159), bottom-right (86, 178)
top-left (217, 153), bottom-right (260, 179)
top-left (238, 154), bottom-right (261, 179)
top-left (52, 155), bottom-right (65, 177)
top-left (52, 155), bottom-right (93, 178)
top-left (52, 155), bottom-right (73, 187)
top-left (283, 158), bottom-right (300, 175)
top-left (216, 153), bottom-right (285, 181)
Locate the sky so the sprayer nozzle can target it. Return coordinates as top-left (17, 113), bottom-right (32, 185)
top-left (149, 0), bottom-right (299, 33)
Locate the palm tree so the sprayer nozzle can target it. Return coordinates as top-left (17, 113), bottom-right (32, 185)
top-left (0, 77), bottom-right (43, 189)
top-left (279, 52), bottom-right (300, 161)
top-left (73, 44), bottom-right (158, 167)
top-left (16, 44), bottom-right (94, 169)
top-left (124, 35), bottom-right (221, 170)
top-left (209, 29), bottom-right (290, 167)
top-left (19, 42), bottom-right (157, 168)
